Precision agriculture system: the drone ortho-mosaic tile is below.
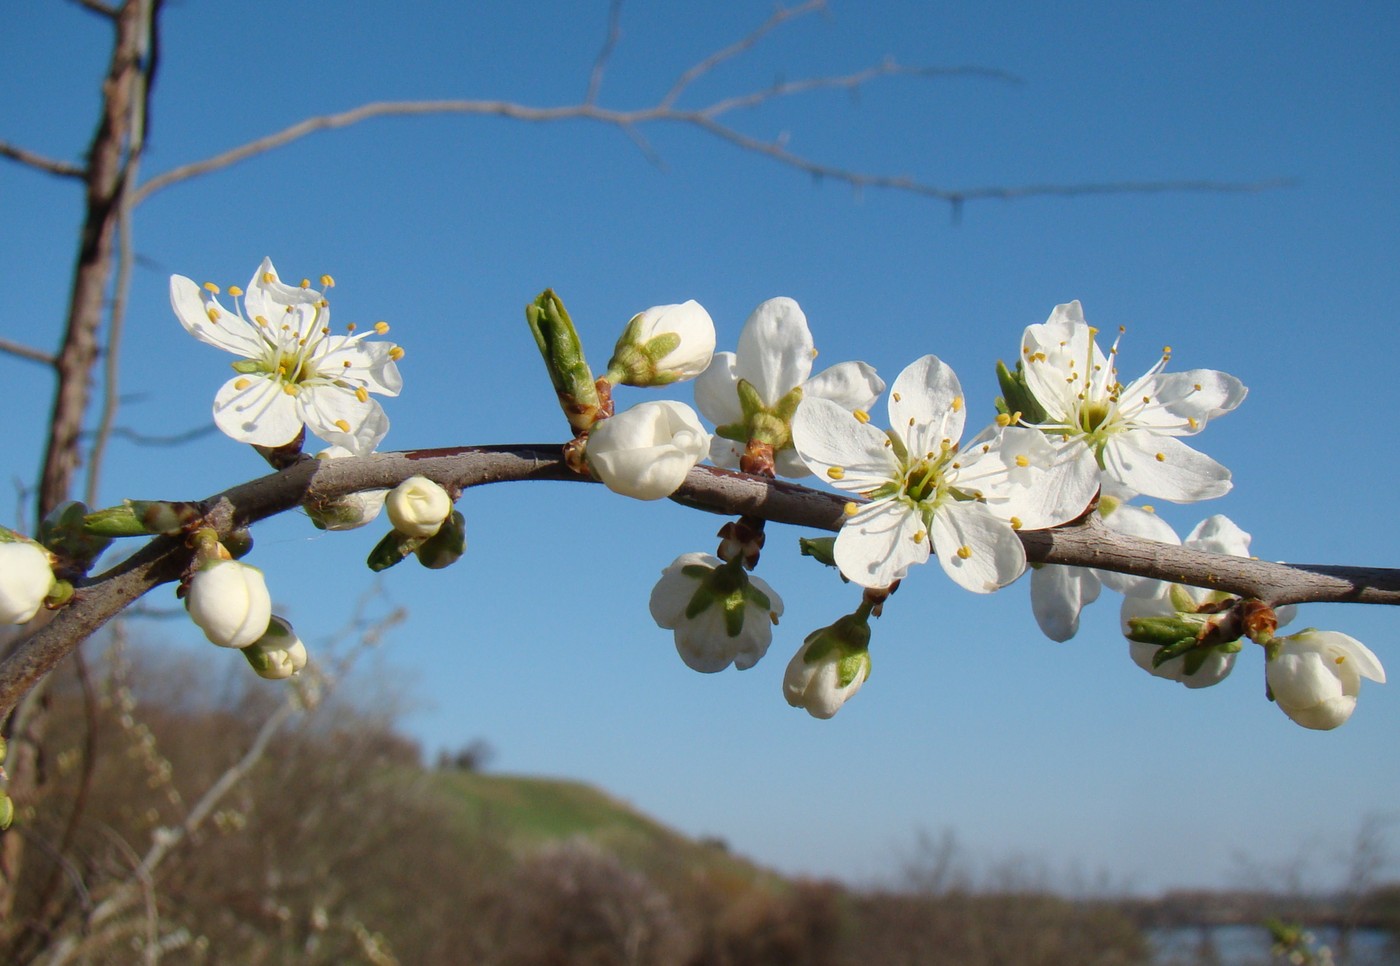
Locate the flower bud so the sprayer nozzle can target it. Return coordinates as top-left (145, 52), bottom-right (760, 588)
top-left (0, 541), bottom-right (57, 625)
top-left (606, 301), bottom-right (716, 386)
top-left (241, 616), bottom-right (309, 680)
top-left (586, 401), bottom-right (711, 501)
top-left (386, 476), bottom-right (453, 538)
top-left (784, 613), bottom-right (872, 719)
top-left (525, 289), bottom-right (602, 434)
top-left (1267, 629), bottom-right (1385, 730)
top-left (648, 553), bottom-right (783, 673)
top-left (186, 558), bottom-right (273, 648)
top-left (1121, 594), bottom-right (1236, 689)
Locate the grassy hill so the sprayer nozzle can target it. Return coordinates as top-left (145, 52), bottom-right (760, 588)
top-left (428, 768), bottom-right (786, 890)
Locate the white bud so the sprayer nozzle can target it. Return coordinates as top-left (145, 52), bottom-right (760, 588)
top-left (244, 616), bottom-right (309, 680)
top-left (385, 475), bottom-right (453, 538)
top-left (783, 615), bottom-right (871, 719)
top-left (587, 401), bottom-right (711, 501)
top-left (648, 552), bottom-right (783, 673)
top-left (308, 447), bottom-right (388, 530)
top-left (186, 559), bottom-right (272, 649)
top-left (609, 301), bottom-right (716, 386)
top-left (1267, 629), bottom-right (1385, 730)
top-left (0, 542), bottom-right (56, 625)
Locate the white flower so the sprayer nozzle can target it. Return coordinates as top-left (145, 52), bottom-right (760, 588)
top-left (243, 616), bottom-right (309, 680)
top-left (607, 301), bottom-right (716, 386)
top-left (0, 542), bottom-right (56, 625)
top-left (1267, 629), bottom-right (1386, 730)
top-left (695, 297), bottom-right (884, 477)
top-left (306, 446), bottom-right (388, 531)
top-left (783, 615), bottom-right (872, 720)
top-left (186, 559), bottom-right (272, 649)
top-left (1031, 496), bottom-right (1180, 642)
top-left (792, 354), bottom-right (1096, 592)
top-left (649, 553), bottom-right (783, 673)
top-left (171, 258), bottom-right (403, 455)
top-left (586, 401), bottom-right (710, 501)
top-left (385, 476), bottom-right (453, 538)
top-left (1020, 301), bottom-right (1246, 502)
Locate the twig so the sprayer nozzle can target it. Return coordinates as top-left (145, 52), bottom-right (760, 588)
top-left (584, 0), bottom-right (624, 106)
top-left (0, 142), bottom-right (86, 180)
top-left (0, 444), bottom-right (1396, 724)
top-left (0, 339), bottom-right (57, 367)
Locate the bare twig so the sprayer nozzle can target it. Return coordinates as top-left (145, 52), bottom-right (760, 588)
top-left (0, 444), bottom-right (1395, 725)
top-left (585, 0), bottom-right (625, 106)
top-left (0, 339), bottom-right (57, 367)
top-left (66, 0), bottom-right (118, 18)
top-left (0, 142), bottom-right (86, 180)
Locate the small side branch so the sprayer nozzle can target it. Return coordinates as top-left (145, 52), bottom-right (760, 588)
top-left (0, 339), bottom-right (58, 367)
top-left (0, 142), bottom-right (86, 180)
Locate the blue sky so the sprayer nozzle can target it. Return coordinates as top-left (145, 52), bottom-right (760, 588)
top-left (3, 1), bottom-right (1399, 892)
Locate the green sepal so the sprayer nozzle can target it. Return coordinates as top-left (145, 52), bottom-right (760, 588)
top-left (241, 642), bottom-right (279, 676)
top-left (84, 499), bottom-right (202, 538)
top-left (230, 358), bottom-right (263, 374)
top-left (0, 794), bottom-right (12, 831)
top-left (801, 612), bottom-right (872, 686)
top-left (994, 359), bottom-right (1048, 425)
top-left (799, 537), bottom-right (839, 570)
top-left (525, 289), bottom-right (601, 433)
top-left (223, 528), bottom-right (254, 560)
top-left (1124, 615), bottom-right (1198, 649)
top-left (368, 530), bottom-right (421, 572)
top-left (415, 510), bottom-right (466, 569)
top-left (1150, 636), bottom-right (1201, 668)
top-left (45, 580), bottom-right (74, 609)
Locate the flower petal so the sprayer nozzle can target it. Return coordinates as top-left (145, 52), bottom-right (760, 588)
top-left (929, 500), bottom-right (1025, 593)
top-left (833, 499), bottom-right (928, 589)
top-left (736, 297), bottom-right (814, 405)
top-left (1102, 431), bottom-right (1231, 502)
top-left (888, 355), bottom-right (965, 459)
top-left (213, 374), bottom-right (304, 447)
top-left (1031, 565), bottom-right (1100, 642)
top-left (170, 275), bottom-right (266, 357)
top-left (802, 361), bottom-right (885, 412)
top-left (321, 338), bottom-right (403, 396)
top-left (694, 351), bottom-right (743, 428)
top-left (1123, 369), bottom-right (1247, 436)
top-left (298, 385), bottom-right (390, 455)
top-left (791, 397), bottom-right (900, 492)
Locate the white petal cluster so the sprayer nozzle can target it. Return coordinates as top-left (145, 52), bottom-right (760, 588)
top-left (1267, 630), bottom-right (1385, 730)
top-left (783, 620), bottom-right (871, 720)
top-left (244, 616), bottom-right (309, 680)
top-left (171, 258), bottom-right (403, 455)
top-left (587, 401), bottom-right (710, 501)
top-left (1020, 301), bottom-right (1246, 502)
top-left (793, 354), bottom-right (1096, 592)
top-left (0, 542), bottom-right (56, 625)
top-left (649, 553), bottom-right (783, 673)
top-left (696, 297), bottom-right (884, 478)
top-left (386, 476), bottom-right (453, 538)
top-left (186, 559), bottom-right (273, 649)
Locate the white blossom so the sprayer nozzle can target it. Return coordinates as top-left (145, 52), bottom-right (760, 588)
top-left (0, 542), bottom-right (55, 625)
top-left (782, 616), bottom-right (871, 719)
top-left (793, 354), bottom-right (1096, 592)
top-left (244, 616), bottom-right (309, 680)
top-left (385, 476), bottom-right (453, 538)
top-left (186, 559), bottom-right (272, 649)
top-left (1020, 301), bottom-right (1246, 502)
top-left (587, 401), bottom-right (710, 501)
top-left (648, 553), bottom-right (782, 673)
top-left (171, 258), bottom-right (402, 455)
top-left (695, 297), bottom-right (884, 477)
top-left (1267, 630), bottom-right (1385, 730)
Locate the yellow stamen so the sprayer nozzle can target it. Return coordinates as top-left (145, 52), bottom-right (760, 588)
top-left (374, 321), bottom-right (390, 334)
top-left (342, 360), bottom-right (353, 368)
top-left (355, 387), bottom-right (369, 403)
top-left (1194, 383), bottom-right (1203, 392)
top-left (282, 384), bottom-right (299, 396)
top-left (202, 281), bottom-right (220, 294)
top-left (1155, 452), bottom-right (1166, 462)
top-left (389, 346), bottom-right (405, 361)
top-left (853, 409), bottom-right (870, 424)
top-left (956, 545), bottom-right (972, 560)
top-left (1014, 455), bottom-right (1029, 468)
top-left (233, 378), bottom-right (251, 390)
top-left (299, 278), bottom-right (311, 289)
top-left (227, 285), bottom-right (243, 297)
top-left (769, 611), bottom-right (780, 625)
top-left (1010, 516), bottom-right (1023, 530)
top-left (346, 322), bottom-right (357, 333)
top-left (205, 308), bottom-right (219, 323)
top-left (1335, 655), bottom-right (1346, 665)
top-left (320, 274), bottom-right (335, 288)
top-left (334, 419), bottom-right (351, 432)
top-left (951, 395), bottom-right (963, 413)
top-left (913, 529), bottom-right (926, 544)
top-left (262, 271), bottom-right (275, 284)
top-left (996, 413), bottom-right (1011, 427)
top-left (826, 466), bottom-right (846, 481)
top-left (1142, 505), bottom-right (1155, 513)
top-left (892, 391), bottom-right (902, 402)
top-left (1188, 416), bottom-right (1199, 430)
top-left (255, 315), bottom-right (269, 326)
top-left (843, 502), bottom-right (859, 517)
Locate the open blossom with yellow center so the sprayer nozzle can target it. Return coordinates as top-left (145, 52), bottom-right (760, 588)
top-left (792, 354), bottom-right (1096, 592)
top-left (171, 257), bottom-right (403, 455)
top-left (1020, 301), bottom-right (1246, 502)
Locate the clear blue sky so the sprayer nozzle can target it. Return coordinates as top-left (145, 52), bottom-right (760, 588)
top-left (3, 1), bottom-right (1399, 893)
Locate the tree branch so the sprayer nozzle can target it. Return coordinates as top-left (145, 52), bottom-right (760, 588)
top-left (0, 339), bottom-right (57, 367)
top-left (0, 142), bottom-right (86, 180)
top-left (1, 444), bottom-right (1395, 724)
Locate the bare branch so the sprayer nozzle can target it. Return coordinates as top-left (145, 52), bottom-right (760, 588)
top-left (585, 0), bottom-right (625, 106)
top-left (1, 444), bottom-right (1395, 724)
top-left (659, 0), bottom-right (828, 111)
top-left (0, 339), bottom-right (57, 367)
top-left (0, 142), bottom-right (86, 180)
top-left (65, 0), bottom-right (118, 18)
